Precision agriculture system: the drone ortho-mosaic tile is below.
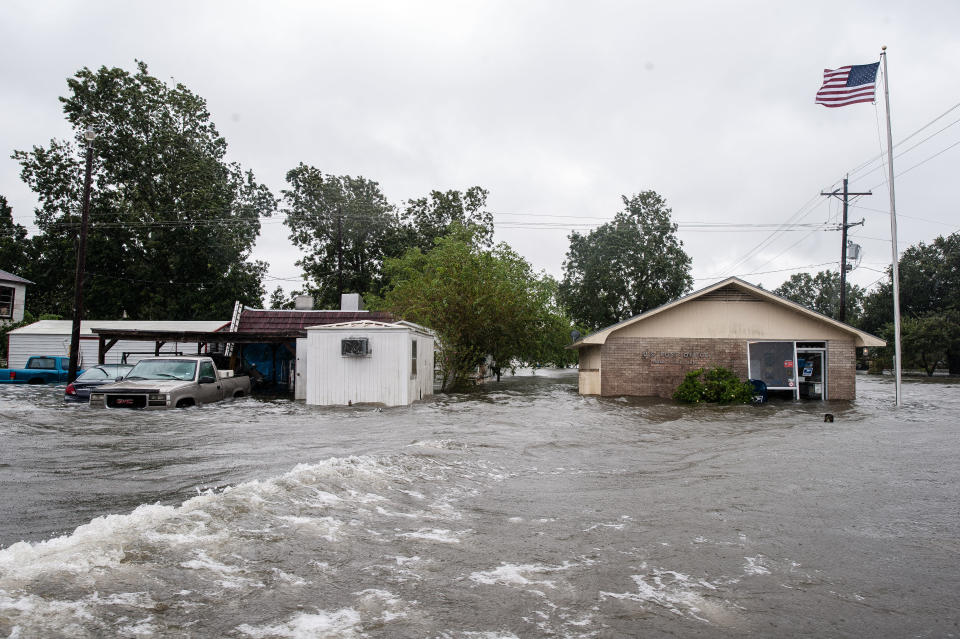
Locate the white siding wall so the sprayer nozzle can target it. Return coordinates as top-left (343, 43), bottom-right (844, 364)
top-left (305, 327), bottom-right (435, 407)
top-left (7, 334), bottom-right (206, 369)
top-left (306, 329), bottom-right (407, 406)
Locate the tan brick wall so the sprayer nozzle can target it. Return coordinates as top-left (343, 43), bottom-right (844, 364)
top-left (600, 337), bottom-right (748, 398)
top-left (827, 339), bottom-right (856, 400)
top-left (597, 337), bottom-right (856, 399)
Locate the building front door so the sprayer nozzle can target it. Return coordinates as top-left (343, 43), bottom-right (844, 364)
top-left (796, 349), bottom-right (826, 400)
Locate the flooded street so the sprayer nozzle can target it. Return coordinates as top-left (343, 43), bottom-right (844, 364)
top-left (1, 371), bottom-right (958, 638)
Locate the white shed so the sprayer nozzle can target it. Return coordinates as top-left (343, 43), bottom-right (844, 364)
top-left (6, 320), bottom-right (229, 369)
top-left (304, 321), bottom-right (434, 407)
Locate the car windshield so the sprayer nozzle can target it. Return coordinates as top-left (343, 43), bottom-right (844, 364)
top-left (76, 367), bottom-right (110, 380)
top-left (76, 365), bottom-right (134, 381)
top-left (125, 359), bottom-right (197, 381)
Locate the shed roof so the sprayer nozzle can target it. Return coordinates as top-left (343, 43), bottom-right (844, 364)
top-left (0, 269), bottom-right (33, 285)
top-left (305, 320), bottom-right (435, 337)
top-left (10, 319), bottom-right (229, 336)
top-left (571, 276), bottom-right (885, 348)
top-left (236, 309), bottom-right (394, 333)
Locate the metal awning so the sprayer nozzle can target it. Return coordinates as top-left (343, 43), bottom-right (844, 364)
top-left (90, 328), bottom-right (306, 363)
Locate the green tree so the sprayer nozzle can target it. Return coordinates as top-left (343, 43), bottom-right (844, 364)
top-left (773, 270), bottom-right (865, 323)
top-left (0, 196), bottom-right (30, 274)
top-left (876, 312), bottom-right (960, 376)
top-left (13, 61), bottom-right (274, 320)
top-left (282, 164), bottom-right (398, 308)
top-left (371, 226), bottom-right (575, 390)
top-left (861, 233), bottom-right (960, 373)
top-left (559, 191), bottom-right (693, 331)
top-left (399, 187), bottom-right (494, 253)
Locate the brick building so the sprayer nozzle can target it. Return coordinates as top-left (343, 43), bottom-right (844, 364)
top-left (571, 277), bottom-right (884, 400)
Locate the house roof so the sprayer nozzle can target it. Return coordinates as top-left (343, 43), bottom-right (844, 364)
top-left (10, 320), bottom-right (229, 336)
top-left (236, 309), bottom-right (394, 333)
top-left (0, 269), bottom-right (33, 285)
top-left (571, 276), bottom-right (885, 348)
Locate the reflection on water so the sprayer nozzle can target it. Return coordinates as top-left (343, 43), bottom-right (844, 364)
top-left (1, 371), bottom-right (958, 637)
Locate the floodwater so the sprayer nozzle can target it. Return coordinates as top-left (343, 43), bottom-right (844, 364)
top-left (1, 372), bottom-right (958, 638)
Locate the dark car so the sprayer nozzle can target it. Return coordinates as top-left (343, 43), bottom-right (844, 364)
top-left (64, 364), bottom-right (134, 402)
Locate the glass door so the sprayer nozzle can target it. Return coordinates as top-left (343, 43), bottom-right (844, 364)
top-left (796, 349), bottom-right (826, 400)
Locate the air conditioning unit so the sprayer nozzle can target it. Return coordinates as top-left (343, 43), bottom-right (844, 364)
top-left (341, 337), bottom-right (371, 357)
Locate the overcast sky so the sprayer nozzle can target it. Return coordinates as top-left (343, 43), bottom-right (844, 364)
top-left (2, 0), bottom-right (958, 300)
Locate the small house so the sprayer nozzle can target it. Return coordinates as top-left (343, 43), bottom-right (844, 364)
top-left (0, 269), bottom-right (33, 326)
top-left (571, 277), bottom-right (885, 400)
top-left (303, 320), bottom-right (434, 407)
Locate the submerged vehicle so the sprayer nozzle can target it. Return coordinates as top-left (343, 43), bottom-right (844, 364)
top-left (64, 364), bottom-right (134, 402)
top-left (0, 356), bottom-right (80, 384)
top-left (89, 356), bottom-right (250, 409)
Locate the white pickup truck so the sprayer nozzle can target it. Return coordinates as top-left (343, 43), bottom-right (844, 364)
top-left (89, 356), bottom-right (250, 409)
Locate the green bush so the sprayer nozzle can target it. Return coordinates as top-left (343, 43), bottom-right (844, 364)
top-left (672, 367), bottom-right (753, 404)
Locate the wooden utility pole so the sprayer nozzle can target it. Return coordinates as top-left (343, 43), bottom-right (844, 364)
top-left (820, 175), bottom-right (869, 323)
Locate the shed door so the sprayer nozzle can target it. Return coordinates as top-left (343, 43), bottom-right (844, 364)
top-left (295, 338), bottom-right (307, 401)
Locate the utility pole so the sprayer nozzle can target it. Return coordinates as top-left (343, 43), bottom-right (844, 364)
top-left (820, 175), bottom-right (869, 323)
top-left (67, 126), bottom-right (96, 384)
top-left (336, 210), bottom-right (344, 300)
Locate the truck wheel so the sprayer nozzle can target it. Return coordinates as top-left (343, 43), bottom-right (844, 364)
top-left (233, 391), bottom-right (244, 398)
top-left (176, 398), bottom-right (195, 408)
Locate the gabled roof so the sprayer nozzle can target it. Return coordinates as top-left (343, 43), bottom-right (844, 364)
top-left (235, 309), bottom-right (394, 333)
top-left (571, 276), bottom-right (885, 348)
top-left (0, 269), bottom-right (33, 285)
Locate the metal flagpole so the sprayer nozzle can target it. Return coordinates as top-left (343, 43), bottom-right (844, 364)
top-left (880, 46), bottom-right (903, 406)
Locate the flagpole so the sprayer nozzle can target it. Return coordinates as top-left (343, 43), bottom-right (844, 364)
top-left (880, 45), bottom-right (903, 406)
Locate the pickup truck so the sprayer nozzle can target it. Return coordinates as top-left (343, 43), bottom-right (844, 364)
top-left (89, 356), bottom-right (250, 409)
top-left (0, 356), bottom-right (82, 384)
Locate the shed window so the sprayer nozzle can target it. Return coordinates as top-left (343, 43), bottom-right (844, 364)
top-left (341, 337), bottom-right (370, 357)
top-left (0, 286), bottom-right (13, 319)
top-left (411, 340), bottom-right (417, 376)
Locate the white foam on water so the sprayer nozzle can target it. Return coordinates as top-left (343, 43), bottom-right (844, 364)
top-left (470, 561), bottom-right (577, 590)
top-left (0, 592), bottom-right (95, 638)
top-left (236, 608), bottom-right (363, 639)
top-left (119, 615), bottom-right (159, 637)
top-left (599, 567), bottom-right (731, 625)
top-left (743, 556), bottom-right (770, 576)
top-left (396, 528), bottom-right (464, 543)
top-left (0, 501), bottom-right (194, 580)
top-left (179, 549), bottom-right (263, 590)
top-left (236, 589), bottom-right (408, 638)
top-left (277, 515), bottom-right (343, 541)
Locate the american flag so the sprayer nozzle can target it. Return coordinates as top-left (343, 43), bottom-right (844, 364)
top-left (815, 62), bottom-right (880, 108)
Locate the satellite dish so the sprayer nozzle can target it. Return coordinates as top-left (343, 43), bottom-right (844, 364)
top-left (570, 330), bottom-right (581, 343)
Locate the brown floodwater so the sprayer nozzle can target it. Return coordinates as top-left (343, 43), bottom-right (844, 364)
top-left (0, 371), bottom-right (957, 637)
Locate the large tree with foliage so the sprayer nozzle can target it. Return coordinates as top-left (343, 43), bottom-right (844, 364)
top-left (861, 233), bottom-right (960, 373)
top-left (282, 164), bottom-right (399, 308)
top-left (0, 196), bottom-right (30, 274)
top-left (13, 61), bottom-right (274, 320)
top-left (559, 191), bottom-right (693, 331)
top-left (399, 187), bottom-right (494, 253)
top-left (773, 270), bottom-right (865, 323)
top-left (371, 226), bottom-right (575, 390)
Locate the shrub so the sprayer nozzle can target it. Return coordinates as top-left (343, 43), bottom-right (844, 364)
top-left (672, 367), bottom-right (753, 404)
